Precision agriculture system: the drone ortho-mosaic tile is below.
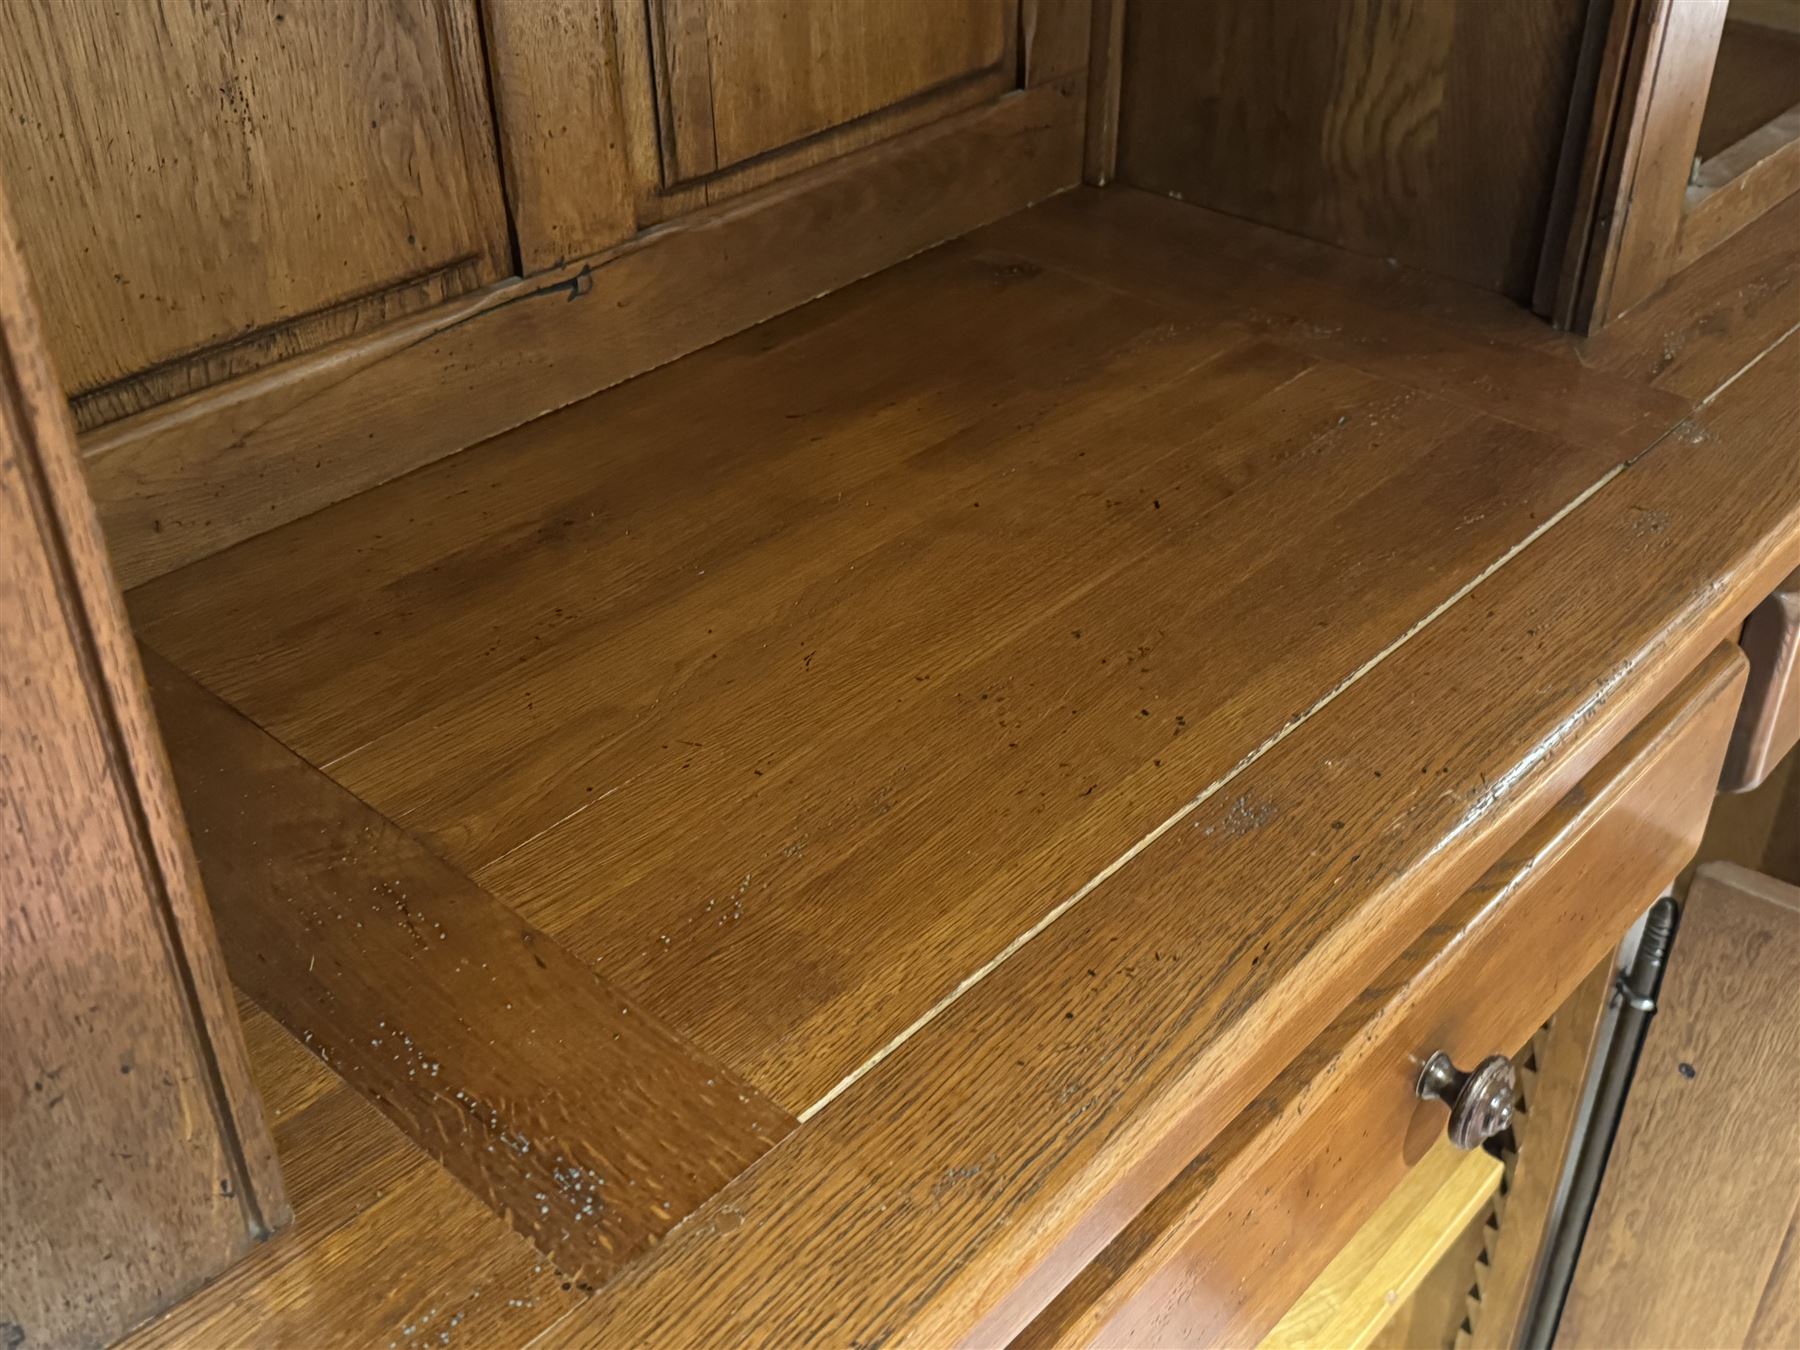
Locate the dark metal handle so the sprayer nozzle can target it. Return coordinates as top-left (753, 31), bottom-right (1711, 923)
top-left (1416, 1051), bottom-right (1516, 1149)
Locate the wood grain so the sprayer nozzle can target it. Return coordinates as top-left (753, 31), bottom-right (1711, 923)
top-left (1723, 566), bottom-right (1800, 791)
top-left (1082, 0), bottom-right (1125, 183)
top-left (1017, 647), bottom-right (1744, 1350)
top-left (1467, 956), bottom-right (1617, 1348)
top-left (655, 0), bottom-right (1016, 177)
top-left (484, 0), bottom-right (640, 271)
top-left (1560, 864), bottom-right (1800, 1348)
top-left (132, 233), bottom-right (1651, 1117)
top-left (122, 1071), bottom-right (579, 1350)
top-left (1697, 19), bottom-right (1800, 160)
top-left (1116, 0), bottom-right (1591, 298)
top-left (977, 187), bottom-right (1692, 455)
top-left (83, 76), bottom-right (1085, 587)
top-left (0, 0), bottom-right (508, 421)
top-left (0, 177), bottom-right (286, 1345)
top-left (144, 650), bottom-right (795, 1287)
top-left (532, 335), bottom-right (1796, 1349)
top-left (1262, 1140), bottom-right (1503, 1350)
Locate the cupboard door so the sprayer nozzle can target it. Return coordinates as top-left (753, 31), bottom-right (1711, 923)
top-left (0, 0), bottom-right (511, 429)
top-left (0, 182), bottom-right (287, 1349)
top-left (650, 0), bottom-right (1020, 184)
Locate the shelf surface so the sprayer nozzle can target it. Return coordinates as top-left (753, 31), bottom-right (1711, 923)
top-left (123, 185), bottom-right (1800, 1347)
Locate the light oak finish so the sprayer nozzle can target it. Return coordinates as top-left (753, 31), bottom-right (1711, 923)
top-left (529, 317), bottom-right (1798, 1347)
top-left (83, 77), bottom-right (1084, 588)
top-left (1466, 956), bottom-right (1617, 1348)
top-left (144, 652), bottom-right (795, 1286)
top-left (121, 195), bottom-right (1800, 1346)
top-left (1017, 647), bottom-right (1746, 1349)
top-left (1723, 566), bottom-right (1800, 792)
top-left (0, 0), bottom-right (509, 428)
top-left (1262, 1140), bottom-right (1504, 1350)
top-left (132, 220), bottom-right (1684, 1111)
top-left (0, 183), bottom-right (286, 1344)
top-left (1116, 0), bottom-right (1592, 298)
top-left (1560, 864), bottom-right (1800, 1348)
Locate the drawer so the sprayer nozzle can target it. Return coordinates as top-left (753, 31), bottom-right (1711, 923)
top-left (1721, 567), bottom-right (1800, 793)
top-left (1018, 643), bottom-right (1747, 1349)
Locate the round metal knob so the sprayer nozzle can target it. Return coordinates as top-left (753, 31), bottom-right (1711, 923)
top-left (1416, 1051), bottom-right (1516, 1149)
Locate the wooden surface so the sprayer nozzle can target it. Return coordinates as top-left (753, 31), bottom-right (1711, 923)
top-left (0, 0), bottom-right (508, 426)
top-left (120, 1006), bottom-right (582, 1350)
top-left (1083, 0), bottom-right (1125, 183)
top-left (1561, 864), bottom-right (1800, 1348)
top-left (1584, 0), bottom-right (1735, 324)
top-left (0, 181), bottom-right (286, 1344)
top-left (1370, 1205), bottom-right (1491, 1350)
top-left (1697, 18), bottom-right (1800, 159)
top-left (653, 0), bottom-right (1015, 178)
top-left (1116, 0), bottom-right (1591, 298)
top-left (1262, 1140), bottom-right (1503, 1350)
top-left (1724, 567), bottom-right (1800, 791)
top-left (124, 192), bottom-right (1800, 1347)
top-left (83, 77), bottom-right (1084, 588)
top-left (145, 652), bottom-right (795, 1287)
top-left (133, 211), bottom-right (1687, 1112)
top-left (1015, 646), bottom-right (1745, 1350)
top-left (484, 0), bottom-right (639, 272)
top-left (1467, 956), bottom-right (1617, 1348)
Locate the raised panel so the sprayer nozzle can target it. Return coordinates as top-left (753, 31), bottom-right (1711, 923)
top-left (653, 0), bottom-right (1019, 180)
top-left (0, 0), bottom-right (510, 425)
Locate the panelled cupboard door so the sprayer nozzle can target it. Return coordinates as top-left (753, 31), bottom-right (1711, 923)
top-left (0, 0), bottom-right (510, 431)
top-left (649, 0), bottom-right (1021, 187)
top-left (0, 186), bottom-right (287, 1346)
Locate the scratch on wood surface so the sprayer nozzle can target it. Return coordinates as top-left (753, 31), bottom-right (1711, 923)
top-left (796, 454), bottom-right (1635, 1123)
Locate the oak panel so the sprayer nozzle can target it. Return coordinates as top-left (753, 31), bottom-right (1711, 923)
top-left (0, 0), bottom-right (508, 422)
top-left (485, 0), bottom-right (640, 271)
top-left (655, 0), bottom-right (1016, 178)
top-left (1116, 0), bottom-right (1591, 297)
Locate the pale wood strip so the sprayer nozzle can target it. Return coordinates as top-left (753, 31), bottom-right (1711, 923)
top-left (1261, 1142), bottom-right (1504, 1350)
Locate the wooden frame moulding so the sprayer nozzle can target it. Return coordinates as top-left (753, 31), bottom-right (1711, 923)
top-left (1544, 0), bottom-right (1800, 329)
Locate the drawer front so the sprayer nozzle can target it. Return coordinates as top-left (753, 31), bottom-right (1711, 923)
top-left (1023, 644), bottom-right (1747, 1349)
top-left (1721, 567), bottom-right (1800, 792)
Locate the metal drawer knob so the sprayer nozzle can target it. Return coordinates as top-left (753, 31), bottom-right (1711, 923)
top-left (1416, 1051), bottom-right (1515, 1149)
